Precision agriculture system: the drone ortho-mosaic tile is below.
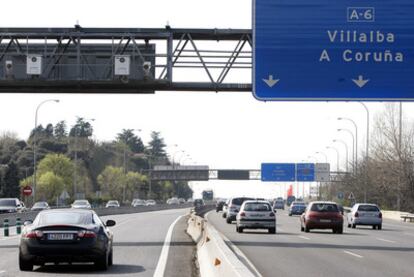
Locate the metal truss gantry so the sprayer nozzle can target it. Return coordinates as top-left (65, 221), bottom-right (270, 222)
top-left (0, 27), bottom-right (252, 93)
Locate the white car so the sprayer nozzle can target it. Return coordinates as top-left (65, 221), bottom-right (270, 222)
top-left (347, 203), bottom-right (382, 230)
top-left (132, 199), bottom-right (146, 207)
top-left (71, 200), bottom-right (91, 209)
top-left (145, 200), bottom-right (156, 206)
top-left (105, 200), bottom-right (120, 208)
top-left (0, 198), bottom-right (25, 213)
top-left (236, 200), bottom-right (276, 234)
top-left (167, 198), bottom-right (180, 205)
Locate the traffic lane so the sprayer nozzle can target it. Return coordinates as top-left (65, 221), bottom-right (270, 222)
top-left (0, 208), bottom-right (190, 277)
top-left (208, 211), bottom-right (414, 277)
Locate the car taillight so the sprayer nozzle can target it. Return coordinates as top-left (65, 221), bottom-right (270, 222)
top-left (239, 212), bottom-right (246, 217)
top-left (354, 212), bottom-right (359, 217)
top-left (269, 212), bottom-right (275, 217)
top-left (379, 212), bottom-right (382, 218)
top-left (77, 230), bottom-right (97, 238)
top-left (24, 230), bottom-right (43, 239)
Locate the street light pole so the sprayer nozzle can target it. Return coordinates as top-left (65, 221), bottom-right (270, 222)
top-left (33, 99), bottom-right (59, 202)
top-left (333, 139), bottom-right (349, 173)
top-left (315, 151), bottom-right (328, 163)
top-left (326, 146), bottom-right (340, 172)
top-left (359, 102), bottom-right (370, 202)
top-left (338, 117), bottom-right (358, 173)
top-left (338, 129), bottom-right (356, 174)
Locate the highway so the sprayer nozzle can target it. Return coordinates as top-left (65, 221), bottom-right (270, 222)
top-left (0, 208), bottom-right (192, 277)
top-left (207, 209), bottom-right (414, 277)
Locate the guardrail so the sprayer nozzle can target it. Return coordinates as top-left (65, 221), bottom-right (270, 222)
top-left (0, 203), bottom-right (193, 228)
top-left (187, 211), bottom-right (254, 277)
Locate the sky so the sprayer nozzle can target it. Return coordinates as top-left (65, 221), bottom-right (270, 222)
top-left (1, 0), bottom-right (414, 199)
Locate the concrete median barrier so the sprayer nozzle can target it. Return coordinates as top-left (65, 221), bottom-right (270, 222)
top-left (187, 213), bottom-right (254, 277)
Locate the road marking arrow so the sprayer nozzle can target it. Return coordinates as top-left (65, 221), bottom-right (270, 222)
top-left (352, 75), bottom-right (370, 88)
top-left (262, 75), bottom-right (280, 88)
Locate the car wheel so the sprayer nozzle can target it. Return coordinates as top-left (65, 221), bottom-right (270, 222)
top-left (305, 226), bottom-right (310, 233)
top-left (269, 228), bottom-right (276, 234)
top-left (19, 254), bottom-right (33, 271)
top-left (347, 223), bottom-right (351, 228)
top-left (352, 224), bottom-right (356, 229)
top-left (239, 227), bottom-right (244, 233)
top-left (337, 227), bottom-right (343, 234)
top-left (301, 225), bottom-right (304, 232)
top-left (289, 213), bottom-right (292, 216)
top-left (378, 224), bottom-right (382, 230)
top-left (95, 252), bottom-right (109, 271)
top-left (222, 213), bottom-right (226, 218)
top-left (108, 248), bottom-right (113, 266)
top-left (372, 225), bottom-right (377, 230)
top-left (226, 218), bottom-right (232, 224)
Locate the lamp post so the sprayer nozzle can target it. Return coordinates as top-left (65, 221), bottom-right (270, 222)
top-left (33, 99), bottom-right (60, 201)
top-left (359, 102), bottom-right (370, 202)
top-left (338, 128), bottom-right (356, 173)
top-left (338, 117), bottom-right (358, 173)
top-left (315, 151), bottom-right (328, 163)
top-left (333, 139), bottom-right (349, 173)
top-left (326, 146), bottom-right (340, 172)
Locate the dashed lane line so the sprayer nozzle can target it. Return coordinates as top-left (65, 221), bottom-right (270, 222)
top-left (298, 235), bottom-right (310, 240)
top-left (153, 215), bottom-right (183, 277)
top-left (376, 237), bottom-right (396, 243)
top-left (343, 250), bottom-right (363, 258)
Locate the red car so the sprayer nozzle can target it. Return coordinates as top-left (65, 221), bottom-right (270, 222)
top-left (300, 201), bottom-right (343, 234)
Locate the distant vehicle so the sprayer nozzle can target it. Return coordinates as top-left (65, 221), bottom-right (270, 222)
top-left (236, 200), bottom-right (276, 234)
top-left (222, 199), bottom-right (230, 218)
top-left (105, 200), bottom-right (120, 208)
top-left (194, 199), bottom-right (204, 208)
top-left (186, 199), bottom-right (194, 203)
top-left (273, 200), bottom-right (285, 210)
top-left (347, 203), bottom-right (382, 230)
top-left (300, 201), bottom-right (343, 234)
top-left (132, 199), bottom-right (146, 207)
top-left (31, 202), bottom-right (50, 211)
top-left (71, 200), bottom-right (91, 209)
top-left (226, 197), bottom-right (255, 224)
top-left (19, 209), bottom-right (115, 271)
top-left (0, 198), bottom-right (25, 213)
top-left (167, 198), bottom-right (180, 205)
top-left (286, 196), bottom-right (296, 206)
top-left (288, 201), bottom-right (307, 216)
top-left (216, 199), bottom-right (226, 212)
top-left (145, 199), bottom-right (156, 206)
top-left (202, 190), bottom-right (214, 201)
top-left (178, 198), bottom-right (186, 204)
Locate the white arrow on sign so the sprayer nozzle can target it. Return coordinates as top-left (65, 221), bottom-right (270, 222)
top-left (352, 75), bottom-right (370, 88)
top-left (262, 75), bottom-right (280, 88)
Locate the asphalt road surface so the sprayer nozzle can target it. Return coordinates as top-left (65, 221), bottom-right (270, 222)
top-left (207, 209), bottom-right (414, 277)
top-left (0, 208), bottom-right (192, 277)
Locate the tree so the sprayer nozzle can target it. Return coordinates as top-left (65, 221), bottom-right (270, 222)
top-left (1, 162), bottom-right (20, 198)
top-left (116, 129), bottom-right (144, 153)
top-left (54, 120), bottom-right (68, 139)
top-left (37, 154), bottom-right (74, 193)
top-left (69, 117), bottom-right (94, 138)
top-left (97, 166), bottom-right (125, 200)
top-left (36, 171), bottom-right (65, 202)
top-left (148, 131), bottom-right (167, 158)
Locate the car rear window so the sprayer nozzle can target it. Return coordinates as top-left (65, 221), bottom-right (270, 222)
top-left (310, 203), bottom-right (339, 212)
top-left (357, 205), bottom-right (379, 212)
top-left (37, 212), bottom-right (92, 225)
top-left (231, 198), bottom-right (254, 206)
top-left (244, 203), bottom-right (271, 212)
top-left (293, 202), bottom-right (306, 206)
top-left (0, 199), bottom-right (16, 206)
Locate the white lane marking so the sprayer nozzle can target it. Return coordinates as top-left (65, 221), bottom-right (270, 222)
top-left (298, 235), bottom-right (310, 240)
top-left (0, 235), bottom-right (20, 241)
top-left (0, 270), bottom-right (5, 274)
top-left (206, 211), bottom-right (263, 277)
top-left (153, 215), bottom-right (183, 277)
top-left (343, 250), bottom-right (363, 258)
top-left (376, 238), bottom-right (396, 243)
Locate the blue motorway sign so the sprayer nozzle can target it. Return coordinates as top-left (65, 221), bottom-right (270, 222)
top-left (253, 0), bottom-right (414, 101)
top-left (261, 163), bottom-right (295, 182)
top-left (296, 163), bottom-right (315, 182)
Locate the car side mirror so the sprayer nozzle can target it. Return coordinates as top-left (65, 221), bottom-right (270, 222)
top-left (24, 220), bottom-right (32, 226)
top-left (106, 220), bottom-right (116, 227)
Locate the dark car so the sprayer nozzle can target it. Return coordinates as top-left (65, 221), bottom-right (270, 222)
top-left (300, 201), bottom-right (343, 234)
top-left (194, 199), bottom-right (205, 208)
top-left (216, 200), bottom-right (226, 212)
top-left (19, 209), bottom-right (116, 271)
top-left (226, 197), bottom-right (255, 223)
top-left (288, 201), bottom-right (306, 216)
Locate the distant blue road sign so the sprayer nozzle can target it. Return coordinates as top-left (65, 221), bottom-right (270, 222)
top-left (296, 163), bottom-right (315, 182)
top-left (253, 0), bottom-right (414, 101)
top-left (261, 163), bottom-right (295, 182)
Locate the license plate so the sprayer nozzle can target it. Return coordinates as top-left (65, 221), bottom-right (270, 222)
top-left (47, 233), bottom-right (74, 240)
top-left (251, 214), bottom-right (264, 217)
top-left (320, 219), bottom-right (331, 223)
